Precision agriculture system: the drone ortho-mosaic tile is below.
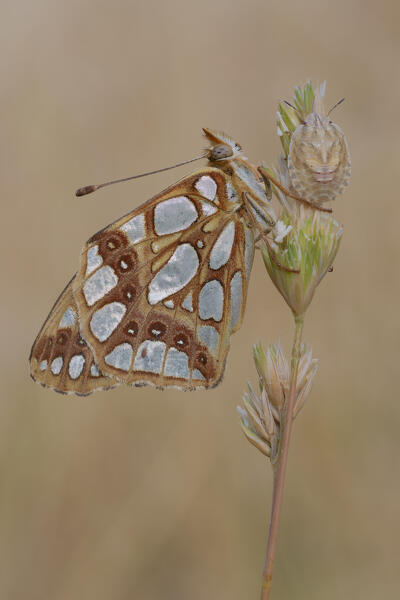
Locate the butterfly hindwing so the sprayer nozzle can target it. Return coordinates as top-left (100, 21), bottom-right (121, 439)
top-left (30, 277), bottom-right (119, 395)
top-left (72, 168), bottom-right (255, 390)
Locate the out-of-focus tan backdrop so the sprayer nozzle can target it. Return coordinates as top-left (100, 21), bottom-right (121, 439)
top-left (1, 1), bottom-right (399, 598)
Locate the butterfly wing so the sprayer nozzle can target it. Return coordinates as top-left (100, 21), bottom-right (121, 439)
top-left (30, 277), bottom-right (119, 395)
top-left (73, 168), bottom-right (255, 390)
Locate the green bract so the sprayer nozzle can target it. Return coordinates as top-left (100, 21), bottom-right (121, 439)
top-left (262, 210), bottom-right (343, 317)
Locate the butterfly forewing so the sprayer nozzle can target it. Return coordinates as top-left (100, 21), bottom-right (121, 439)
top-left (30, 278), bottom-right (120, 395)
top-left (72, 168), bottom-right (255, 390)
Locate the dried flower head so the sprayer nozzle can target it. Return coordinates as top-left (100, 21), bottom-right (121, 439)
top-left (238, 342), bottom-right (318, 459)
top-left (262, 209), bottom-right (343, 317)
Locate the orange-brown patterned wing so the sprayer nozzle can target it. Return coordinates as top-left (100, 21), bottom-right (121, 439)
top-left (73, 168), bottom-right (255, 390)
top-left (30, 277), bottom-right (119, 395)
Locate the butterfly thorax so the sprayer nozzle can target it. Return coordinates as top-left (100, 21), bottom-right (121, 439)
top-left (204, 128), bottom-right (276, 227)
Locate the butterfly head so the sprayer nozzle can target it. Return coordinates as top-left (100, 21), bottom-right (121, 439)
top-left (202, 128), bottom-right (242, 163)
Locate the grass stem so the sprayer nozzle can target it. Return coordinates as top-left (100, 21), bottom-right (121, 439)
top-left (260, 314), bottom-right (304, 600)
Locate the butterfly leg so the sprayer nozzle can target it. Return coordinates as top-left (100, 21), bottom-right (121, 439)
top-left (242, 193), bottom-right (300, 274)
top-left (258, 167), bottom-right (333, 214)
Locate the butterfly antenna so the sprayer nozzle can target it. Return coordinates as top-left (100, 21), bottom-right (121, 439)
top-left (75, 153), bottom-right (208, 196)
top-left (327, 97), bottom-right (345, 116)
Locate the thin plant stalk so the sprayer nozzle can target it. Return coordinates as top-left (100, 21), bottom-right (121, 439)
top-left (260, 314), bottom-right (304, 600)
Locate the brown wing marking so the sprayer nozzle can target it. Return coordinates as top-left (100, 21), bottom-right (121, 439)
top-left (30, 277), bottom-right (119, 395)
top-left (73, 168), bottom-right (255, 390)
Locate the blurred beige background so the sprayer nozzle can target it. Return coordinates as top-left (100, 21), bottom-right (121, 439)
top-left (1, 0), bottom-right (399, 598)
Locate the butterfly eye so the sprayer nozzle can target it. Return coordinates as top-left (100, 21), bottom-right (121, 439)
top-left (209, 143), bottom-right (233, 161)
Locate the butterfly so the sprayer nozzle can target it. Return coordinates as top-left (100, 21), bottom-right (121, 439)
top-left (29, 128), bottom-right (282, 395)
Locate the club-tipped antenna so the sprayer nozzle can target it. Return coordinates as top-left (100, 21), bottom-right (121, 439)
top-left (75, 153), bottom-right (208, 196)
top-left (327, 97), bottom-right (345, 116)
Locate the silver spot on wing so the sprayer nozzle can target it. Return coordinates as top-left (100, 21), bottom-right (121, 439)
top-left (195, 175), bottom-right (217, 201)
top-left (182, 292), bottom-right (193, 312)
top-left (232, 162), bottom-right (268, 199)
top-left (83, 265), bottom-right (118, 307)
top-left (40, 360), bottom-right (48, 371)
top-left (50, 356), bottom-right (63, 375)
top-left (201, 202), bottom-right (218, 216)
top-left (148, 243), bottom-right (199, 305)
top-left (105, 343), bottom-right (133, 372)
top-left (133, 340), bottom-right (166, 374)
top-left (244, 227), bottom-right (254, 279)
top-left (154, 196), bottom-right (198, 235)
top-left (68, 354), bottom-right (85, 379)
top-left (198, 325), bottom-right (219, 355)
top-left (90, 364), bottom-right (100, 377)
top-left (164, 348), bottom-right (189, 379)
top-left (90, 301), bottom-right (127, 342)
top-left (86, 245), bottom-right (103, 276)
top-left (59, 307), bottom-right (76, 328)
top-left (120, 214), bottom-right (146, 243)
top-left (199, 280), bottom-right (224, 322)
top-left (209, 221), bottom-right (235, 270)
top-left (230, 271), bottom-right (243, 329)
top-left (192, 368), bottom-right (206, 381)
top-left (226, 181), bottom-right (239, 204)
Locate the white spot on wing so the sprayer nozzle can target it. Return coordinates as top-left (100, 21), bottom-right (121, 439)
top-left (86, 245), bottom-right (103, 276)
top-left (232, 162), bottom-right (266, 199)
top-left (50, 356), bottom-right (63, 375)
top-left (201, 202), bottom-right (217, 216)
top-left (209, 221), bottom-right (235, 270)
top-left (90, 302), bottom-right (127, 342)
top-left (133, 341), bottom-right (166, 374)
top-left (199, 280), bottom-right (224, 322)
top-left (198, 325), bottom-right (219, 355)
top-left (182, 292), bottom-right (193, 312)
top-left (40, 360), bottom-right (48, 371)
top-left (154, 196), bottom-right (198, 235)
top-left (120, 214), bottom-right (146, 243)
top-left (195, 176), bottom-right (217, 201)
top-left (164, 347), bottom-right (189, 379)
top-left (226, 181), bottom-right (239, 204)
top-left (148, 243), bottom-right (199, 305)
top-left (230, 271), bottom-right (243, 329)
top-left (244, 227), bottom-right (254, 279)
top-left (192, 368), bottom-right (206, 381)
top-left (68, 354), bottom-right (85, 379)
top-left (90, 364), bottom-right (100, 377)
top-left (83, 266), bottom-right (118, 307)
top-left (164, 299), bottom-right (174, 309)
top-left (105, 343), bottom-right (133, 371)
top-left (59, 307), bottom-right (75, 328)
